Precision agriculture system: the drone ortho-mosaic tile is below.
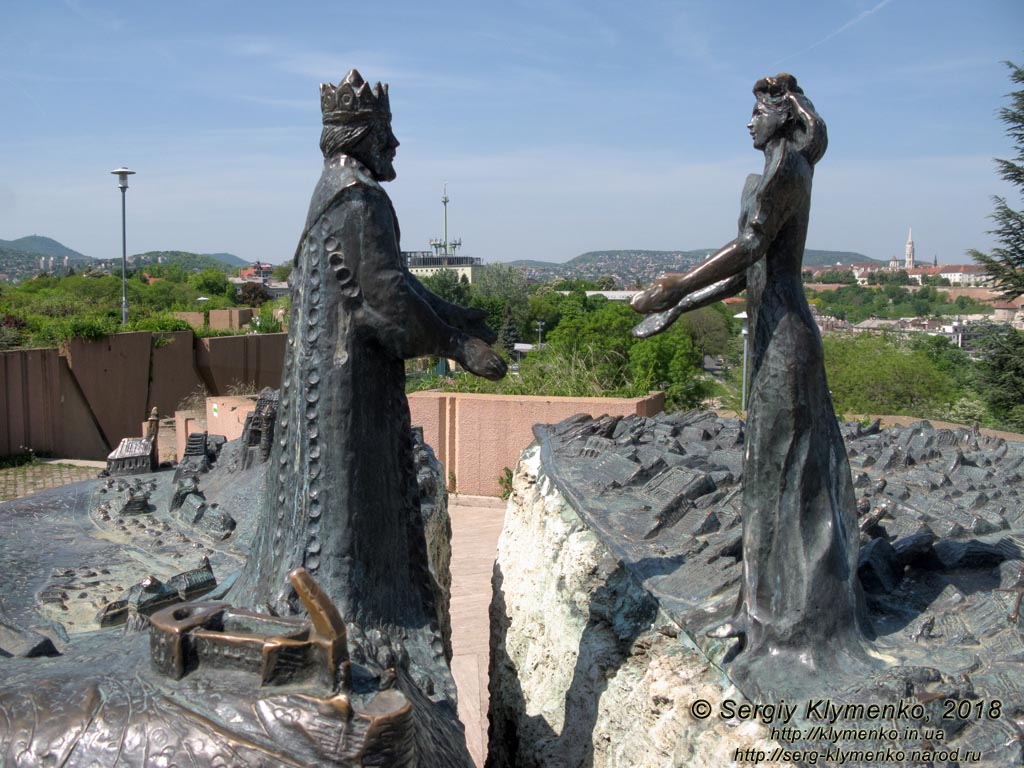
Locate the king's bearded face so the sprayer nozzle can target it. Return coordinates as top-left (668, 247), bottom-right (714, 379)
top-left (360, 120), bottom-right (400, 182)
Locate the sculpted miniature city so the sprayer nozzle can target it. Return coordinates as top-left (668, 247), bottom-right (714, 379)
top-left (0, 70), bottom-right (1022, 767)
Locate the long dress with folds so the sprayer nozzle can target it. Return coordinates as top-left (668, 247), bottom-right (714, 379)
top-left (730, 147), bottom-right (868, 684)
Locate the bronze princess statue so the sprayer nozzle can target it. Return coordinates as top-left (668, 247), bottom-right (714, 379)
top-left (632, 74), bottom-right (873, 689)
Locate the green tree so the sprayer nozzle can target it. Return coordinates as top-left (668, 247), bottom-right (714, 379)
top-left (816, 269), bottom-right (857, 284)
top-left (823, 334), bottom-right (959, 418)
top-left (272, 263), bottom-right (294, 283)
top-left (189, 268), bottom-right (230, 296)
top-left (239, 282), bottom-right (271, 307)
top-left (496, 304), bottom-right (521, 353)
top-left (471, 264), bottom-right (529, 334)
top-left (909, 334), bottom-right (974, 389)
top-left (545, 300), bottom-right (638, 392)
top-left (628, 322), bottom-right (709, 410)
top-left (868, 270), bottom-right (913, 286)
top-left (526, 286), bottom-right (564, 341)
top-left (679, 304), bottom-right (733, 359)
top-left (972, 324), bottom-right (1024, 430)
top-left (419, 269), bottom-right (471, 306)
top-left (551, 277), bottom-right (599, 291)
top-left (970, 61), bottom-right (1024, 299)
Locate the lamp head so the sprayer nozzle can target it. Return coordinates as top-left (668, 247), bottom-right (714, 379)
top-left (111, 167), bottom-right (136, 190)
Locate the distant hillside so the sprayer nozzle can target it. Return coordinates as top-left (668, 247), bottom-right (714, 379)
top-left (130, 251), bottom-right (242, 273)
top-left (0, 238), bottom-right (95, 283)
top-left (0, 235), bottom-right (91, 262)
top-left (202, 252), bottom-right (247, 268)
top-left (507, 248), bottom-right (881, 286)
top-left (505, 259), bottom-right (562, 269)
top-left (0, 236), bottom-right (251, 284)
top-left (803, 250), bottom-right (883, 267)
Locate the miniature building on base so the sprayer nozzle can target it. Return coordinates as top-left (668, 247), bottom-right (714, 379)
top-left (239, 387), bottom-right (279, 468)
top-left (106, 437), bottom-right (155, 476)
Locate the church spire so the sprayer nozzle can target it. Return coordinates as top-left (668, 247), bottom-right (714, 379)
top-left (904, 227), bottom-right (915, 270)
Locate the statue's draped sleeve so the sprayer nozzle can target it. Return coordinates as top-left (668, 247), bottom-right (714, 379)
top-left (329, 185), bottom-right (466, 361)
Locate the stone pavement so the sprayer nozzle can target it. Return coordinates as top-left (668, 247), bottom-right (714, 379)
top-left (0, 459), bottom-right (105, 502)
top-left (449, 494), bottom-right (506, 768)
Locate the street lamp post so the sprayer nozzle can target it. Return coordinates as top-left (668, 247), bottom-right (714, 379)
top-left (536, 319), bottom-right (546, 347)
top-left (111, 167), bottom-right (135, 326)
top-left (734, 311), bottom-right (749, 412)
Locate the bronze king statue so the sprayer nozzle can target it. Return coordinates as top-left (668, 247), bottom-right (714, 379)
top-left (0, 69), bottom-right (503, 767)
top-left (227, 67), bottom-right (505, 666)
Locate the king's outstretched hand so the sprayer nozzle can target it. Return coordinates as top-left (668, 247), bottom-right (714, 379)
top-left (457, 336), bottom-right (507, 381)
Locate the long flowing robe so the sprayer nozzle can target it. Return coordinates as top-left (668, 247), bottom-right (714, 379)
top-left (733, 146), bottom-right (867, 680)
top-left (230, 155), bottom-right (463, 638)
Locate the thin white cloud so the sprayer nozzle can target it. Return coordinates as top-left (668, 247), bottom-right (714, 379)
top-left (61, 0), bottom-right (126, 31)
top-left (234, 95), bottom-right (312, 111)
top-left (222, 37), bottom-right (483, 93)
top-left (773, 0), bottom-right (896, 67)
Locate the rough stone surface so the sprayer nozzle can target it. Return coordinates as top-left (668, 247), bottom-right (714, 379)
top-left (491, 413), bottom-right (1024, 767)
top-left (487, 446), bottom-right (790, 768)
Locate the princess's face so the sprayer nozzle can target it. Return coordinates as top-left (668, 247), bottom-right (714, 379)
top-left (747, 100), bottom-right (788, 150)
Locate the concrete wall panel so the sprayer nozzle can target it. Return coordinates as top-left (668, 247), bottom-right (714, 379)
top-left (2, 332), bottom-right (286, 460)
top-left (63, 332), bottom-right (154, 450)
top-left (206, 395), bottom-right (258, 441)
top-left (148, 332), bottom-right (204, 418)
top-left (172, 390), bottom-right (661, 492)
top-left (409, 391), bottom-right (664, 496)
top-left (0, 347), bottom-right (61, 456)
top-left (58, 358), bottom-right (112, 460)
top-left (196, 334), bottom-right (285, 393)
top-left (209, 308), bottom-right (253, 331)
top-left (172, 311), bottom-right (205, 328)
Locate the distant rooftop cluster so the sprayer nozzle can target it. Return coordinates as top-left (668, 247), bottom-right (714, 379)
top-left (804, 229), bottom-right (992, 288)
top-left (228, 262), bottom-right (288, 299)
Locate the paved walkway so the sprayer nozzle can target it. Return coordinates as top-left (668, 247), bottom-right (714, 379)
top-left (0, 459), bottom-right (104, 502)
top-left (449, 494), bottom-right (506, 768)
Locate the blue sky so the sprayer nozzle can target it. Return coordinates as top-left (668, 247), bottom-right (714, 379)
top-left (0, 0), bottom-right (1021, 266)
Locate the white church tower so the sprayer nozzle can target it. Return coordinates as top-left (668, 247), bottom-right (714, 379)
top-left (904, 228), bottom-right (916, 270)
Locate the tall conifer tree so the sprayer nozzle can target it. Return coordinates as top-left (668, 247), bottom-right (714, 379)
top-left (970, 61), bottom-right (1024, 299)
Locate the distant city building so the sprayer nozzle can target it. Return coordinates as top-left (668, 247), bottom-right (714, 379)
top-left (228, 275), bottom-right (290, 299)
top-left (906, 265), bottom-right (943, 283)
top-left (863, 228), bottom-right (992, 287)
top-left (404, 185), bottom-right (486, 282)
top-left (555, 290), bottom-right (640, 302)
top-left (404, 251), bottom-right (483, 282)
top-left (886, 228), bottom-right (916, 271)
top-left (937, 265), bottom-right (990, 286)
top-left (228, 261), bottom-right (289, 299)
top-left (239, 262), bottom-right (274, 282)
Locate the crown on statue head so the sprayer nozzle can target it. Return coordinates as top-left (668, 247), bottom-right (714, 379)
top-left (320, 69), bottom-right (391, 126)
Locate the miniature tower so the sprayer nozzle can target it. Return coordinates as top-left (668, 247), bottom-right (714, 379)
top-left (904, 228), bottom-right (915, 270)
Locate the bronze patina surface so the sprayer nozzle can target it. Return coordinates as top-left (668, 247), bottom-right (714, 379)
top-left (533, 411), bottom-right (1024, 763)
top-left (0, 69), bottom-right (502, 767)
